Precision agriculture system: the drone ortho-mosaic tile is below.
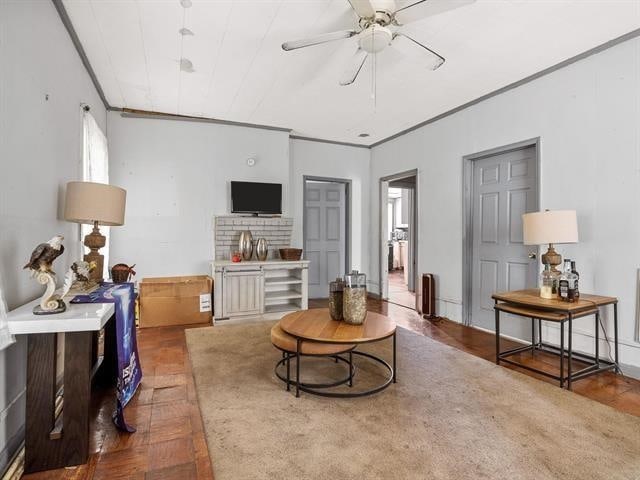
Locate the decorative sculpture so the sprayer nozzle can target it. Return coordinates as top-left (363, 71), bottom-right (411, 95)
top-left (61, 261), bottom-right (98, 296)
top-left (23, 235), bottom-right (66, 314)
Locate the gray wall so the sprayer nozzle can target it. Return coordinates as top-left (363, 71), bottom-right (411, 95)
top-left (289, 139), bottom-right (371, 275)
top-left (107, 115), bottom-right (372, 280)
top-left (0, 0), bottom-right (106, 471)
top-left (370, 35), bottom-right (640, 371)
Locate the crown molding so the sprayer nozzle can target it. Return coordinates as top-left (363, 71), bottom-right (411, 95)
top-left (370, 27), bottom-right (640, 148)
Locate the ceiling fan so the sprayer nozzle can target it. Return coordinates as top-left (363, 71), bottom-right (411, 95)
top-left (281, 0), bottom-right (475, 86)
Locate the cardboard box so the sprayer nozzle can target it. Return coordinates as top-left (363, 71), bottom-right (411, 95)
top-left (139, 275), bottom-right (213, 328)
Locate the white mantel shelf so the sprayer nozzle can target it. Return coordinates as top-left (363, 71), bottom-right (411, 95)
top-left (7, 299), bottom-right (114, 335)
top-left (212, 259), bottom-right (310, 267)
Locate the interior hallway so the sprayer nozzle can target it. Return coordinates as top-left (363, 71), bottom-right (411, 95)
top-left (388, 269), bottom-right (415, 310)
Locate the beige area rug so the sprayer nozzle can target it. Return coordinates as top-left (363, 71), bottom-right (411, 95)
top-left (185, 321), bottom-right (640, 480)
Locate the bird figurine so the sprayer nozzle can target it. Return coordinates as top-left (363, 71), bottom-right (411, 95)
top-left (24, 235), bottom-right (66, 315)
top-left (24, 235), bottom-right (65, 275)
top-left (71, 260), bottom-right (96, 283)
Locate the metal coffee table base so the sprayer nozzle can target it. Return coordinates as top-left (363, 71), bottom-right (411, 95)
top-left (275, 351), bottom-right (395, 398)
top-left (275, 332), bottom-right (397, 398)
top-left (274, 352), bottom-right (355, 390)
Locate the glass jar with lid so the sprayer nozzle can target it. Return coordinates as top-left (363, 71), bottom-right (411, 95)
top-left (343, 270), bottom-right (367, 325)
top-left (540, 264), bottom-right (554, 299)
top-left (329, 277), bottom-right (344, 321)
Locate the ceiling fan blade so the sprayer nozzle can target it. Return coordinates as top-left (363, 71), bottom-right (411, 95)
top-left (282, 30), bottom-right (357, 51)
top-left (339, 48), bottom-right (368, 86)
top-left (393, 33), bottom-right (445, 70)
top-left (394, 0), bottom-right (475, 25)
top-left (347, 0), bottom-right (376, 18)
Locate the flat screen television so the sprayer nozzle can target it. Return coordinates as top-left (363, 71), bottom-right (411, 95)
top-left (231, 181), bottom-right (282, 215)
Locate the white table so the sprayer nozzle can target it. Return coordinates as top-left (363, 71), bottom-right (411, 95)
top-left (8, 299), bottom-right (114, 334)
top-left (7, 299), bottom-right (116, 473)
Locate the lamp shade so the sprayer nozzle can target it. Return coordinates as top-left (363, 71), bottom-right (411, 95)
top-left (522, 210), bottom-right (578, 245)
top-left (64, 181), bottom-right (126, 226)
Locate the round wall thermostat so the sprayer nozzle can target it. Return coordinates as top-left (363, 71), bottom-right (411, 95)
top-left (247, 157), bottom-right (256, 167)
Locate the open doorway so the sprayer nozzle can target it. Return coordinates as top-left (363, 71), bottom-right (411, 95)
top-left (380, 171), bottom-right (417, 309)
top-left (303, 176), bottom-right (351, 299)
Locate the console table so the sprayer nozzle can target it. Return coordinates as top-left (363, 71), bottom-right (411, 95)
top-left (7, 300), bottom-right (115, 473)
top-left (492, 289), bottom-right (619, 389)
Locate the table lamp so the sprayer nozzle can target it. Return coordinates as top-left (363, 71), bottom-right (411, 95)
top-left (522, 210), bottom-right (578, 273)
top-left (64, 181), bottom-right (126, 282)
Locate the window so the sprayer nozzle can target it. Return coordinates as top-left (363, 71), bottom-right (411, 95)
top-left (81, 109), bottom-right (110, 276)
top-left (387, 200), bottom-right (395, 239)
top-left (0, 272), bottom-right (14, 350)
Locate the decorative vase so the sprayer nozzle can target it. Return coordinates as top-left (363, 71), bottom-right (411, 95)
top-left (329, 277), bottom-right (344, 321)
top-left (256, 237), bottom-right (268, 261)
top-left (111, 263), bottom-right (136, 284)
top-left (239, 230), bottom-right (254, 261)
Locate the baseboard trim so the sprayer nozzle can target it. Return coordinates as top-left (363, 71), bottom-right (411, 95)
top-left (471, 324), bottom-right (640, 381)
top-left (1, 443), bottom-right (23, 480)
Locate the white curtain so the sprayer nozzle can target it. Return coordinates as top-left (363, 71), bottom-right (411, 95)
top-left (0, 272), bottom-right (15, 350)
top-left (81, 109), bottom-right (110, 277)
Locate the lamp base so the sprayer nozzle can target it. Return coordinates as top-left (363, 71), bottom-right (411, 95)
top-left (541, 243), bottom-right (562, 273)
top-left (84, 222), bottom-right (105, 283)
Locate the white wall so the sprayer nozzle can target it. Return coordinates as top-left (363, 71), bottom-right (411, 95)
top-left (370, 36), bottom-right (640, 371)
top-left (289, 139), bottom-right (370, 275)
top-left (0, 0), bottom-right (106, 471)
top-left (108, 117), bottom-right (373, 280)
top-left (108, 113), bottom-right (291, 279)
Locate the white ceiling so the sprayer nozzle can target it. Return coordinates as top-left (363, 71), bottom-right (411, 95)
top-left (62, 0), bottom-right (640, 146)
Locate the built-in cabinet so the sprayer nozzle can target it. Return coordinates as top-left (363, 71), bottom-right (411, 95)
top-left (222, 268), bottom-right (263, 318)
top-left (213, 260), bottom-right (309, 320)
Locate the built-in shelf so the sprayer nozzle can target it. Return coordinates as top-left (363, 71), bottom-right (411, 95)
top-left (264, 301), bottom-right (301, 314)
top-left (265, 290), bottom-right (302, 301)
top-left (264, 276), bottom-right (303, 286)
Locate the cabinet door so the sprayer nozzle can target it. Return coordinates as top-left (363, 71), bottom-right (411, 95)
top-left (223, 271), bottom-right (263, 317)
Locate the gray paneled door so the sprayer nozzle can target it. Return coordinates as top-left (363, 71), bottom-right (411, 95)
top-left (305, 181), bottom-right (346, 298)
top-left (471, 146), bottom-right (538, 336)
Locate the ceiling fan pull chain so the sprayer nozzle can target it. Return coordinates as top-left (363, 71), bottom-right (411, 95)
top-left (371, 38), bottom-right (375, 101)
top-left (371, 50), bottom-right (377, 111)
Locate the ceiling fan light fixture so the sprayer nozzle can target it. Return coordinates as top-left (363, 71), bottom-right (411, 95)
top-left (358, 25), bottom-right (392, 54)
top-left (179, 27), bottom-right (194, 36)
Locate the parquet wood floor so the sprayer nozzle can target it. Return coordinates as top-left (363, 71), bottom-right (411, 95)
top-left (21, 297), bottom-right (640, 479)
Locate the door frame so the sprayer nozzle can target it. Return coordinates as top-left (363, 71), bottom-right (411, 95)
top-left (462, 137), bottom-right (541, 326)
top-left (302, 176), bottom-right (352, 277)
top-left (379, 169), bottom-right (419, 306)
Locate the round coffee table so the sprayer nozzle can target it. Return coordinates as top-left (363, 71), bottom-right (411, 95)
top-left (279, 308), bottom-right (397, 398)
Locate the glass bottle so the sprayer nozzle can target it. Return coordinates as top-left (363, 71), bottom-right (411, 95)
top-left (550, 267), bottom-right (560, 295)
top-left (343, 270), bottom-right (367, 325)
top-left (571, 260), bottom-right (580, 300)
top-left (540, 264), bottom-right (554, 299)
top-left (558, 259), bottom-right (577, 302)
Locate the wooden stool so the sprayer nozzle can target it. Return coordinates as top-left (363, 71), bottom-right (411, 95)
top-left (271, 322), bottom-right (355, 392)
